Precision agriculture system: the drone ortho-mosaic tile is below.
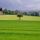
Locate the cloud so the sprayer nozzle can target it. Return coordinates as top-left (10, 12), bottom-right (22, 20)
top-left (0, 0), bottom-right (40, 10)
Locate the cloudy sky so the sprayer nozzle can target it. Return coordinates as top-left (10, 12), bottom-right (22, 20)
top-left (0, 0), bottom-right (40, 11)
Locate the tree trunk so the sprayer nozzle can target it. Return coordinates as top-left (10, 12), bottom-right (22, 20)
top-left (19, 17), bottom-right (21, 22)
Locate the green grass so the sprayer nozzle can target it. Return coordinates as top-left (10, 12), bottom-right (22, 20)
top-left (0, 20), bottom-right (40, 40)
top-left (0, 15), bottom-right (40, 40)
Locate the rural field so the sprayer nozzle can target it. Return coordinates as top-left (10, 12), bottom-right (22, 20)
top-left (0, 15), bottom-right (40, 40)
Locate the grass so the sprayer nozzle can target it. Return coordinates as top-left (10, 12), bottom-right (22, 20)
top-left (0, 15), bottom-right (40, 40)
top-left (0, 15), bottom-right (40, 21)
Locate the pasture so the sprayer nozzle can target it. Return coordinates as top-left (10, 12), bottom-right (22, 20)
top-left (0, 15), bottom-right (40, 40)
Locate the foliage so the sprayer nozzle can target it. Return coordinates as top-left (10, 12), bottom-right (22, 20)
top-left (2, 8), bottom-right (40, 16)
top-left (17, 14), bottom-right (23, 17)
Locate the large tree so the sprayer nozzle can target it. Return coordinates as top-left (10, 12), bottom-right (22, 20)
top-left (17, 13), bottom-right (23, 21)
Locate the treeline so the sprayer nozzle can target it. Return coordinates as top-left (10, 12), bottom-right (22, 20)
top-left (2, 9), bottom-right (40, 16)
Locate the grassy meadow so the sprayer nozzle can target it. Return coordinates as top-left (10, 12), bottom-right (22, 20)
top-left (0, 15), bottom-right (40, 40)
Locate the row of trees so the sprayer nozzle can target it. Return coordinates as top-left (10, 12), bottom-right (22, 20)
top-left (2, 9), bottom-right (40, 16)
top-left (3, 9), bottom-right (15, 15)
top-left (2, 9), bottom-right (40, 21)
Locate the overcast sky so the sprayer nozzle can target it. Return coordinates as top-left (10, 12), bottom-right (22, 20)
top-left (0, 0), bottom-right (40, 11)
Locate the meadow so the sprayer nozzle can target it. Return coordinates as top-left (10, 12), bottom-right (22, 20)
top-left (0, 15), bottom-right (40, 40)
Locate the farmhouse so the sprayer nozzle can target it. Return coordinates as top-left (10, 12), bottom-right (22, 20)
top-left (0, 8), bottom-right (3, 15)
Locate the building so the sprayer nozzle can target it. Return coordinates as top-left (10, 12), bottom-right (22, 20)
top-left (0, 8), bottom-right (3, 15)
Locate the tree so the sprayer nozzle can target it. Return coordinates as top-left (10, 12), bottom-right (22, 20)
top-left (15, 10), bottom-right (19, 15)
top-left (35, 12), bottom-right (39, 16)
top-left (7, 10), bottom-right (12, 15)
top-left (3, 9), bottom-right (8, 15)
top-left (31, 12), bottom-right (39, 16)
top-left (23, 12), bottom-right (27, 15)
top-left (17, 13), bottom-right (23, 21)
top-left (11, 11), bottom-right (15, 15)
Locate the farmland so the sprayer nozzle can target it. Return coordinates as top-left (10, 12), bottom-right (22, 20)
top-left (0, 15), bottom-right (40, 40)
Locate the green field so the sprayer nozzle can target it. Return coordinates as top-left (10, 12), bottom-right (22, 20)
top-left (0, 15), bottom-right (40, 40)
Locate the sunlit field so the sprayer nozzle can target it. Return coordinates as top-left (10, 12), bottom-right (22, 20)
top-left (0, 15), bottom-right (40, 40)
top-left (0, 15), bottom-right (40, 21)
